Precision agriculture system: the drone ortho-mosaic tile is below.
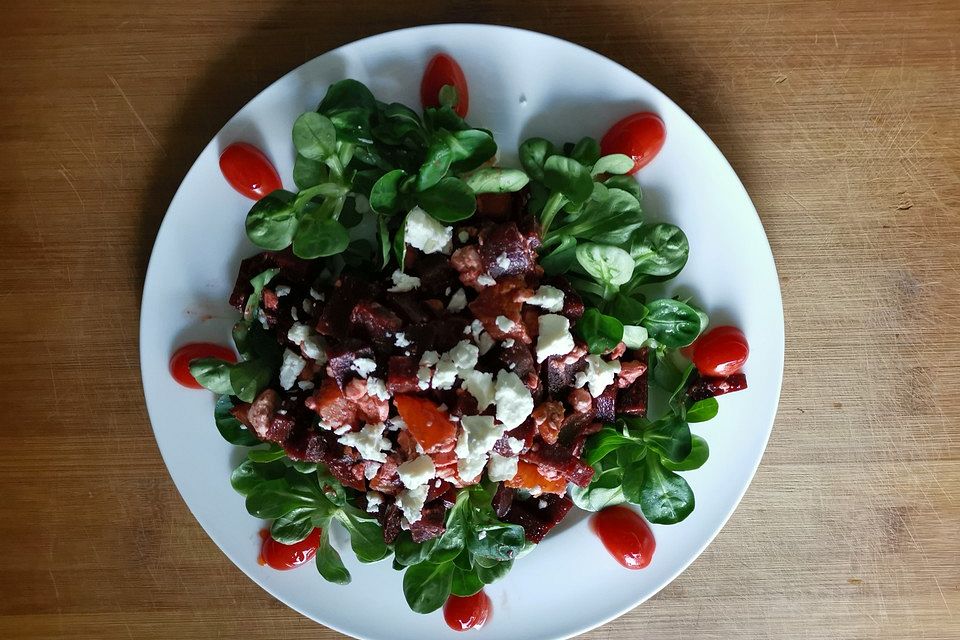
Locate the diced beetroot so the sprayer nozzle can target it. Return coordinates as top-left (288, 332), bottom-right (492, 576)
top-left (384, 292), bottom-right (433, 324)
top-left (438, 486), bottom-right (460, 509)
top-left (469, 276), bottom-right (534, 342)
top-left (497, 342), bottom-right (538, 388)
top-left (315, 275), bottom-right (377, 338)
top-left (229, 249), bottom-right (318, 311)
top-left (492, 419), bottom-right (536, 457)
top-left (567, 388), bottom-right (593, 414)
top-left (570, 421), bottom-right (605, 458)
top-left (404, 318), bottom-right (470, 354)
top-left (282, 425), bottom-right (336, 462)
top-left (326, 457), bottom-right (367, 491)
top-left (395, 429), bottom-right (420, 461)
top-left (543, 353), bottom-right (587, 395)
top-left (522, 443), bottom-right (595, 488)
top-left (594, 385), bottom-right (617, 423)
top-left (557, 411), bottom-right (596, 447)
top-left (229, 402), bottom-right (253, 428)
top-left (502, 494), bottom-right (574, 543)
top-left (427, 479), bottom-right (454, 502)
top-left (354, 393), bottom-right (389, 424)
top-left (476, 192), bottom-right (518, 220)
top-left (411, 253), bottom-right (459, 296)
top-left (410, 503), bottom-right (447, 543)
top-left (687, 372), bottom-right (748, 402)
top-left (350, 300), bottom-right (403, 340)
top-left (306, 379), bottom-right (358, 429)
top-left (547, 277), bottom-right (585, 322)
top-left (532, 401), bottom-right (565, 445)
top-left (380, 503), bottom-right (403, 544)
top-left (617, 360), bottom-right (648, 387)
top-left (449, 389), bottom-right (480, 418)
top-left (370, 455), bottom-right (404, 496)
top-left (325, 341), bottom-right (376, 387)
top-left (246, 389), bottom-right (279, 439)
top-left (491, 484), bottom-right (515, 519)
top-left (265, 414), bottom-right (296, 443)
top-left (617, 369), bottom-right (648, 417)
top-left (479, 223), bottom-right (540, 279)
top-left (387, 355), bottom-right (420, 394)
top-left (450, 245), bottom-right (485, 290)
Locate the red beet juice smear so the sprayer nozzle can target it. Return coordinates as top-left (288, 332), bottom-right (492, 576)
top-left (169, 342), bottom-right (237, 388)
top-left (444, 591), bottom-right (492, 631)
top-left (590, 506), bottom-right (656, 570)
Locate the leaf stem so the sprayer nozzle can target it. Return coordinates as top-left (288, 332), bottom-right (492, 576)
top-left (538, 192), bottom-right (567, 236)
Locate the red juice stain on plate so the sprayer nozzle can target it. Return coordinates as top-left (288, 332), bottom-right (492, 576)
top-left (444, 591), bottom-right (492, 631)
top-left (258, 528), bottom-right (321, 570)
top-left (219, 141), bottom-right (282, 199)
top-left (590, 506), bottom-right (656, 570)
top-left (169, 342), bottom-right (237, 388)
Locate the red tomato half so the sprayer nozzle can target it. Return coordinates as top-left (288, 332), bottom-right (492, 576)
top-left (219, 142), bottom-right (282, 200)
top-left (258, 528), bottom-right (321, 570)
top-left (590, 506), bottom-right (656, 570)
top-left (691, 325), bottom-right (749, 377)
top-left (421, 53), bottom-right (469, 117)
top-left (444, 591), bottom-right (492, 631)
top-left (169, 342), bottom-right (237, 388)
top-left (600, 112), bottom-right (666, 174)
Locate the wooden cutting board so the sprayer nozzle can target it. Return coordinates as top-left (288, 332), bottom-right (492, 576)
top-left (1, 1), bottom-right (957, 638)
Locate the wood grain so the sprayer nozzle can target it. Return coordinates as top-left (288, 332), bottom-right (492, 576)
top-left (1, 1), bottom-right (957, 638)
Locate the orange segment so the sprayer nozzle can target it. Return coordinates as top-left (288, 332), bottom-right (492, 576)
top-left (393, 395), bottom-right (457, 454)
top-left (505, 461), bottom-right (568, 494)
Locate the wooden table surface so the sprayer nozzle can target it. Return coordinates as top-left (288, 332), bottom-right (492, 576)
top-left (2, 1), bottom-right (958, 638)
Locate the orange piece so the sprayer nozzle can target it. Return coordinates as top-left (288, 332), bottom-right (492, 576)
top-left (393, 395), bottom-right (457, 454)
top-left (505, 461), bottom-right (568, 495)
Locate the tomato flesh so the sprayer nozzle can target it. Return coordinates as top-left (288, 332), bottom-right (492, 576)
top-left (393, 395), bottom-right (457, 454)
top-left (169, 342), bottom-right (237, 388)
top-left (691, 325), bottom-right (749, 377)
top-left (219, 142), bottom-right (282, 200)
top-left (421, 53), bottom-right (469, 117)
top-left (600, 112), bottom-right (666, 174)
top-left (590, 506), bottom-right (656, 570)
top-left (505, 461), bottom-right (568, 495)
top-left (258, 528), bottom-right (321, 570)
top-left (444, 591), bottom-right (492, 631)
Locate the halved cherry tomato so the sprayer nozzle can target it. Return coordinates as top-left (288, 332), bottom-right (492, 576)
top-left (600, 112), bottom-right (666, 174)
top-left (444, 590), bottom-right (492, 631)
top-left (421, 53), bottom-right (469, 117)
top-left (258, 528), bottom-right (321, 570)
top-left (393, 395), bottom-right (457, 454)
top-left (691, 325), bottom-right (749, 377)
top-left (590, 506), bottom-right (655, 570)
top-left (505, 461), bottom-right (568, 495)
top-left (219, 142), bottom-right (282, 200)
top-left (169, 342), bottom-right (237, 388)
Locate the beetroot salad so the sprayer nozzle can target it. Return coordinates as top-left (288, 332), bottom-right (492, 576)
top-left (183, 63), bottom-right (749, 618)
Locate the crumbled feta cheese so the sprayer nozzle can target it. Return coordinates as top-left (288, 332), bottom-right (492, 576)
top-left (394, 332), bottom-right (410, 348)
top-left (478, 530), bottom-right (487, 540)
top-left (338, 422), bottom-right (392, 463)
top-left (297, 380), bottom-right (315, 391)
top-left (476, 274), bottom-right (496, 287)
top-left (318, 419), bottom-right (336, 431)
top-left (302, 335), bottom-right (326, 363)
top-left (388, 269), bottom-right (421, 293)
top-left (527, 285), bottom-right (565, 312)
top-left (574, 355), bottom-right (622, 397)
top-left (417, 366), bottom-right (431, 390)
top-left (256, 308), bottom-right (268, 329)
top-left (458, 230), bottom-right (470, 243)
top-left (364, 462), bottom-right (382, 480)
top-left (274, 285), bottom-right (291, 297)
top-left (503, 338), bottom-right (515, 348)
top-left (495, 370), bottom-right (534, 429)
top-left (351, 357), bottom-right (377, 379)
top-left (397, 485), bottom-right (429, 523)
top-left (487, 453), bottom-right (519, 482)
top-left (365, 376), bottom-right (391, 401)
top-left (536, 313), bottom-right (575, 362)
top-left (302, 299), bottom-right (313, 314)
top-left (538, 499), bottom-right (548, 509)
top-left (448, 340), bottom-right (479, 371)
top-left (495, 315), bottom-right (515, 332)
top-left (404, 207), bottom-right (453, 254)
top-left (622, 325), bottom-right (649, 348)
top-left (334, 424), bottom-right (352, 435)
top-left (420, 351), bottom-right (440, 366)
top-left (291, 306), bottom-right (299, 321)
top-left (447, 288), bottom-right (467, 312)
top-left (455, 416), bottom-right (507, 482)
top-left (279, 349), bottom-right (306, 390)
top-left (507, 437), bottom-right (525, 454)
top-left (461, 370), bottom-right (496, 410)
top-left (478, 332), bottom-right (496, 355)
top-left (431, 358), bottom-right (458, 390)
top-left (366, 491), bottom-right (384, 513)
top-left (309, 287), bottom-right (323, 300)
top-left (508, 362), bottom-right (516, 370)
top-left (496, 253), bottom-right (511, 271)
top-left (388, 416), bottom-right (406, 431)
top-left (398, 456), bottom-right (436, 488)
top-left (445, 287), bottom-right (452, 296)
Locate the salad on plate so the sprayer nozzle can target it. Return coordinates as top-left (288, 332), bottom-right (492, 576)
top-left (169, 53), bottom-right (750, 631)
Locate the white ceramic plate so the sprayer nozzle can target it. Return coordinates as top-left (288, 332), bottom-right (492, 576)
top-left (140, 24), bottom-right (784, 640)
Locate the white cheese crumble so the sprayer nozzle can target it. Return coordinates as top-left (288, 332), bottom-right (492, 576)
top-left (398, 455), bottom-right (436, 488)
top-left (309, 287), bottom-right (323, 300)
top-left (334, 424), bottom-right (352, 435)
top-left (458, 230), bottom-right (470, 243)
top-left (366, 491), bottom-right (384, 513)
top-left (431, 341), bottom-right (479, 390)
top-left (447, 288), bottom-right (467, 312)
top-left (279, 348), bottom-right (306, 390)
top-left (478, 332), bottom-right (496, 355)
top-left (503, 338), bottom-right (515, 348)
top-left (365, 376), bottom-right (391, 401)
top-left (397, 485), bottom-right (429, 523)
top-left (302, 299), bottom-right (313, 314)
top-left (487, 453), bottom-right (519, 482)
top-left (420, 351), bottom-right (440, 366)
top-left (388, 269), bottom-right (421, 293)
top-left (338, 422), bottom-right (392, 463)
top-left (404, 207), bottom-right (453, 255)
top-left (496, 252), bottom-right (511, 271)
top-left (364, 462), bottom-right (382, 480)
top-left (574, 355), bottom-right (622, 397)
top-left (536, 313), bottom-right (575, 362)
top-left (495, 315), bottom-right (515, 332)
top-left (274, 285), bottom-right (291, 297)
top-left (538, 499), bottom-right (548, 509)
top-left (290, 306), bottom-right (299, 321)
top-left (351, 357), bottom-right (377, 379)
top-left (394, 332), bottom-right (411, 348)
top-left (478, 530), bottom-right (487, 540)
top-left (495, 370), bottom-right (534, 429)
top-left (506, 436), bottom-right (525, 455)
top-left (461, 370), bottom-right (496, 411)
top-left (455, 416), bottom-right (507, 482)
top-left (476, 274), bottom-right (497, 287)
top-left (527, 285), bottom-right (565, 312)
top-left (256, 308), bottom-right (268, 329)
top-left (297, 380), bottom-right (314, 391)
top-left (287, 322), bottom-right (327, 363)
